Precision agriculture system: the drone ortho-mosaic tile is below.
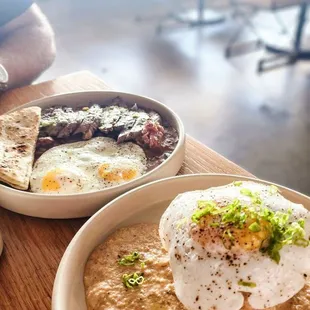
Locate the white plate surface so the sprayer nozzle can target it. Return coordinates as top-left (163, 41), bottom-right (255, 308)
top-left (0, 91), bottom-right (185, 218)
top-left (52, 174), bottom-right (310, 310)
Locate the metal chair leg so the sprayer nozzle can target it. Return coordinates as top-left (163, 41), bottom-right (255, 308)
top-left (257, 3), bottom-right (308, 73)
top-left (257, 54), bottom-right (296, 73)
top-left (225, 7), bottom-right (263, 58)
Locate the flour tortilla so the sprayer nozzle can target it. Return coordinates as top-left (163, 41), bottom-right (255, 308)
top-left (0, 107), bottom-right (41, 190)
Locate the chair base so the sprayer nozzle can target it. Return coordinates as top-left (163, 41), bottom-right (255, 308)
top-left (173, 9), bottom-right (226, 27)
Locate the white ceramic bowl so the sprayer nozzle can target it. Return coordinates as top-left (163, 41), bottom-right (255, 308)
top-left (52, 174), bottom-right (310, 310)
top-left (0, 91), bottom-right (185, 218)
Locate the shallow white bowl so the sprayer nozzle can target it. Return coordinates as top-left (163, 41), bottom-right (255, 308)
top-left (0, 91), bottom-right (185, 218)
top-left (52, 173), bottom-right (310, 310)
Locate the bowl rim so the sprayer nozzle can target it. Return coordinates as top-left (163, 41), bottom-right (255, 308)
top-left (52, 173), bottom-right (310, 309)
top-left (0, 90), bottom-right (185, 197)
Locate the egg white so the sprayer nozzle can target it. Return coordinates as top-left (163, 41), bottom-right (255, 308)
top-left (30, 137), bottom-right (147, 194)
top-left (159, 181), bottom-right (310, 310)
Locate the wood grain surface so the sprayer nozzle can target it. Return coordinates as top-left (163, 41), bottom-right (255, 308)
top-left (0, 71), bottom-right (253, 310)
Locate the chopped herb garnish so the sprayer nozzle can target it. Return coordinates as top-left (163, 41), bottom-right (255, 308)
top-left (251, 194), bottom-right (262, 205)
top-left (234, 181), bottom-right (243, 187)
top-left (122, 272), bottom-right (144, 288)
top-left (238, 280), bottom-right (256, 288)
top-left (191, 195), bottom-right (309, 263)
top-left (249, 222), bottom-right (261, 232)
top-left (269, 185), bottom-right (279, 195)
top-left (118, 251), bottom-right (141, 266)
top-left (298, 219), bottom-right (305, 228)
top-left (191, 201), bottom-right (217, 223)
top-left (223, 229), bottom-right (235, 240)
top-left (240, 188), bottom-right (253, 197)
top-left (40, 119), bottom-right (56, 127)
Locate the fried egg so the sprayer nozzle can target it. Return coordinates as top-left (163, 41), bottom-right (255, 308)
top-left (159, 181), bottom-right (310, 310)
top-left (30, 137), bottom-right (147, 194)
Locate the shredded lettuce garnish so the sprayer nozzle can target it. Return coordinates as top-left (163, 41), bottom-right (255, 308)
top-left (122, 272), bottom-right (144, 288)
top-left (191, 191), bottom-right (309, 264)
top-left (118, 251), bottom-right (141, 266)
top-left (238, 280), bottom-right (256, 288)
top-left (234, 181), bottom-right (243, 187)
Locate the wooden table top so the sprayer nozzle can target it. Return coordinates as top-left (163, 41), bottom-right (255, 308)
top-left (0, 71), bottom-right (253, 310)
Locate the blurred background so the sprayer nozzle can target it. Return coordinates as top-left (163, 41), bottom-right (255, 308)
top-left (36, 0), bottom-right (310, 194)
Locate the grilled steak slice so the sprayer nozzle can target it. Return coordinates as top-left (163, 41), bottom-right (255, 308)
top-left (73, 104), bottom-right (102, 140)
top-left (35, 136), bottom-right (57, 160)
top-left (117, 110), bottom-right (151, 143)
top-left (40, 107), bottom-right (83, 139)
top-left (40, 107), bottom-right (70, 137)
top-left (148, 111), bottom-right (161, 124)
top-left (162, 127), bottom-right (178, 150)
top-left (99, 105), bottom-right (127, 133)
top-left (36, 136), bottom-right (56, 148)
top-left (117, 110), bottom-right (162, 144)
top-left (112, 109), bottom-right (136, 132)
top-left (56, 109), bottom-right (84, 138)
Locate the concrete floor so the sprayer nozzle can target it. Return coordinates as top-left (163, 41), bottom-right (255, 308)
top-left (37, 0), bottom-right (310, 195)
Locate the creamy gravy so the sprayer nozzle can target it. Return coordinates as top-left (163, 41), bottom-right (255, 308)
top-left (84, 223), bottom-right (310, 310)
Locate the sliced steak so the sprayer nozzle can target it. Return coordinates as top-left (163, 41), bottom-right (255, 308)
top-left (99, 106), bottom-right (127, 133)
top-left (112, 109), bottom-right (136, 132)
top-left (56, 109), bottom-right (84, 138)
top-left (35, 137), bottom-right (57, 160)
top-left (148, 111), bottom-right (162, 124)
top-left (117, 110), bottom-right (152, 143)
top-left (40, 107), bottom-right (70, 137)
top-left (36, 136), bottom-right (56, 148)
top-left (161, 127), bottom-right (178, 151)
top-left (73, 104), bottom-right (102, 140)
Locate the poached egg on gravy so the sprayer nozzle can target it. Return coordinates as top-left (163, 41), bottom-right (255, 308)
top-left (30, 137), bottom-right (147, 194)
top-left (159, 181), bottom-right (310, 310)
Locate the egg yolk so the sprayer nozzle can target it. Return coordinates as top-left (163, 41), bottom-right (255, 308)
top-left (228, 219), bottom-right (270, 251)
top-left (42, 169), bottom-right (61, 192)
top-left (98, 163), bottom-right (137, 182)
top-left (192, 216), bottom-right (270, 252)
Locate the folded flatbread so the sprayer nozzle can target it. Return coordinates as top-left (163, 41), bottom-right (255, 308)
top-left (0, 107), bottom-right (41, 190)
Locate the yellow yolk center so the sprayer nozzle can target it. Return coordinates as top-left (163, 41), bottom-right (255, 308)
top-left (192, 216), bottom-right (270, 252)
top-left (227, 219), bottom-right (270, 251)
top-left (98, 163), bottom-right (137, 182)
top-left (42, 169), bottom-right (61, 192)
